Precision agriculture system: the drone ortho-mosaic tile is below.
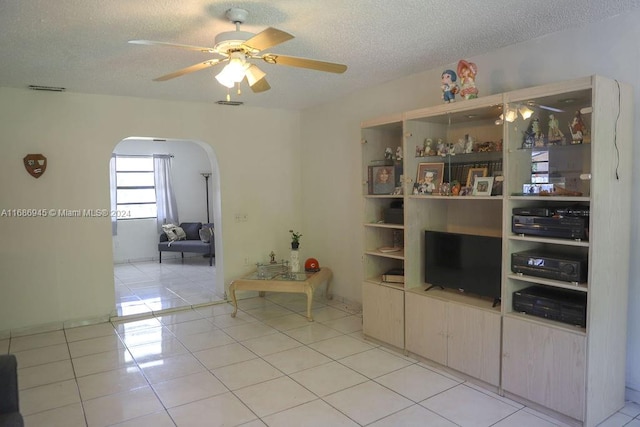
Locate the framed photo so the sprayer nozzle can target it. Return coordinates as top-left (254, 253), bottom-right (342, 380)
top-left (368, 165), bottom-right (396, 195)
top-left (466, 167), bottom-right (488, 187)
top-left (491, 171), bottom-right (504, 196)
top-left (459, 186), bottom-right (473, 196)
top-left (473, 176), bottom-right (494, 196)
top-left (415, 162), bottom-right (444, 194)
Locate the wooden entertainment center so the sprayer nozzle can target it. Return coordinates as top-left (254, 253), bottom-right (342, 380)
top-left (360, 76), bottom-right (632, 426)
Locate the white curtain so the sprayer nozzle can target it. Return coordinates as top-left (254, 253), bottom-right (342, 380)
top-left (109, 154), bottom-right (117, 236)
top-left (154, 155), bottom-right (179, 232)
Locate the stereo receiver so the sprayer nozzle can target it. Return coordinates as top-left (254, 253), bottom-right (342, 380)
top-left (512, 250), bottom-right (587, 283)
top-left (512, 215), bottom-right (588, 240)
top-left (513, 285), bottom-right (587, 327)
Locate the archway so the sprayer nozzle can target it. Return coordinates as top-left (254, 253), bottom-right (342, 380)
top-left (110, 137), bottom-right (224, 317)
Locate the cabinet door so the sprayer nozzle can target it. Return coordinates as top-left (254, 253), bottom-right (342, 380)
top-left (362, 282), bottom-right (404, 348)
top-left (502, 317), bottom-right (586, 421)
top-left (405, 293), bottom-right (446, 365)
top-left (447, 304), bottom-right (501, 386)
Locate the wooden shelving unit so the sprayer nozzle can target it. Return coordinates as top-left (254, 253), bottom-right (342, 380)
top-left (360, 76), bottom-right (633, 426)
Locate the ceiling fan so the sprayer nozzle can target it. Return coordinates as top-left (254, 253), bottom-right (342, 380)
top-left (129, 8), bottom-right (347, 99)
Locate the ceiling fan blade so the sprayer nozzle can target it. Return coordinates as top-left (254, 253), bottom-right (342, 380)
top-left (153, 59), bottom-right (223, 81)
top-left (129, 39), bottom-right (216, 53)
top-left (242, 27), bottom-right (294, 52)
top-left (249, 77), bottom-right (271, 93)
top-left (261, 54), bottom-right (347, 73)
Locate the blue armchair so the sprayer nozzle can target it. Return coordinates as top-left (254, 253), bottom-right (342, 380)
top-left (158, 222), bottom-right (215, 266)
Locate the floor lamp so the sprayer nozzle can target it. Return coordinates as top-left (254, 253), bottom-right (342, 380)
top-left (201, 173), bottom-right (211, 223)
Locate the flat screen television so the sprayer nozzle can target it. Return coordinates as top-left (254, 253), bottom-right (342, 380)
top-left (425, 230), bottom-right (502, 305)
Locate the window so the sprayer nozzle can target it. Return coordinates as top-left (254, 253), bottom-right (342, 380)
top-left (115, 156), bottom-right (157, 219)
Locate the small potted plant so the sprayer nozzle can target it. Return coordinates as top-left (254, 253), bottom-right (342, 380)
top-left (289, 230), bottom-right (302, 249)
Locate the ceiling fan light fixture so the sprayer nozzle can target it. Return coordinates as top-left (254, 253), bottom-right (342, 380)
top-left (215, 71), bottom-right (236, 88)
top-left (518, 105), bottom-right (534, 120)
top-left (245, 64), bottom-right (266, 87)
top-left (215, 53), bottom-right (248, 88)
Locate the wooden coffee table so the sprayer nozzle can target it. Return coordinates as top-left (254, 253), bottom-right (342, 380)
top-left (229, 267), bottom-right (333, 321)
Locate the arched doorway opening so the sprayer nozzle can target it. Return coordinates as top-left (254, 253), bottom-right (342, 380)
top-left (110, 137), bottom-right (224, 317)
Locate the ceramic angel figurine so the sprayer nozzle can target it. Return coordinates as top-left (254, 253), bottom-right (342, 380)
top-left (457, 60), bottom-right (479, 100)
top-left (441, 69), bottom-right (458, 103)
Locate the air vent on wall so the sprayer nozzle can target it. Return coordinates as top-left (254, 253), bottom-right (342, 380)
top-left (216, 100), bottom-right (243, 106)
top-left (28, 85), bottom-right (66, 92)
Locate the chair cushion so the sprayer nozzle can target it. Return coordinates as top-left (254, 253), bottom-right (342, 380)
top-left (159, 240), bottom-right (211, 254)
top-left (180, 222), bottom-right (202, 240)
top-left (161, 224), bottom-right (186, 242)
top-left (199, 224), bottom-right (214, 243)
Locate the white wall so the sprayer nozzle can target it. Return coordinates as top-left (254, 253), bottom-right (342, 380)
top-left (0, 90), bottom-right (300, 331)
top-left (112, 138), bottom-right (213, 263)
top-left (300, 11), bottom-right (640, 397)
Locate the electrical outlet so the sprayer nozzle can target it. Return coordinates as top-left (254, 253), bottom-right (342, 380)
top-left (244, 257), bottom-right (250, 265)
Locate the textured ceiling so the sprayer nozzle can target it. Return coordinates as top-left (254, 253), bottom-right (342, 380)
top-left (1, 0), bottom-right (639, 110)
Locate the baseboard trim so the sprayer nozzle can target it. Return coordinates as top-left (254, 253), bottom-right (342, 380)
top-left (626, 386), bottom-right (640, 404)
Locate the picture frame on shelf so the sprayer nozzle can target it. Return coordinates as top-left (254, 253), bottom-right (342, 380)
top-left (415, 162), bottom-right (444, 194)
top-left (459, 186), bottom-right (473, 196)
top-left (368, 165), bottom-right (396, 195)
top-left (491, 172), bottom-right (504, 196)
top-left (473, 176), bottom-right (494, 196)
top-left (466, 167), bottom-right (488, 187)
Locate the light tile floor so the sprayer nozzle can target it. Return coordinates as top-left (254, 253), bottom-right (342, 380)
top-left (4, 293), bottom-right (640, 427)
top-left (113, 258), bottom-right (224, 317)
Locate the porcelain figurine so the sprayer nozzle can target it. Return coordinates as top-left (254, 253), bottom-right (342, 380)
top-left (441, 69), bottom-right (458, 103)
top-left (464, 135), bottom-right (475, 153)
top-left (457, 60), bottom-right (478, 100)
top-left (548, 114), bottom-right (565, 145)
top-left (424, 138), bottom-right (435, 156)
top-left (569, 111), bottom-right (586, 144)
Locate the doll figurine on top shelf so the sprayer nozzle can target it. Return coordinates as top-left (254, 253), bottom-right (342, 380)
top-left (457, 60), bottom-right (479, 100)
top-left (547, 114), bottom-right (566, 145)
top-left (441, 69), bottom-right (458, 103)
top-left (569, 111), bottom-right (586, 144)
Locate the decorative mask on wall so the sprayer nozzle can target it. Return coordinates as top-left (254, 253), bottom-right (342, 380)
top-left (23, 154), bottom-right (47, 178)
